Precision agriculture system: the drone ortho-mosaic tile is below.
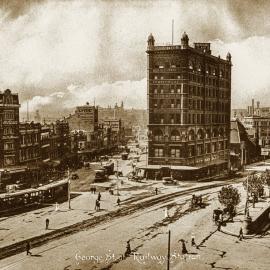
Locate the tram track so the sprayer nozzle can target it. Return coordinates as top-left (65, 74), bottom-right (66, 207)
top-left (0, 178), bottom-right (242, 260)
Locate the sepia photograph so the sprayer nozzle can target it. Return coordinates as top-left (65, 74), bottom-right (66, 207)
top-left (0, 0), bottom-right (269, 269)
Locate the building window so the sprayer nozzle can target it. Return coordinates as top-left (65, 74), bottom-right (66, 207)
top-left (177, 75), bottom-right (181, 79)
top-left (153, 129), bottom-right (163, 141)
top-left (4, 157), bottom-right (15, 165)
top-left (171, 89), bottom-right (174, 93)
top-left (154, 148), bottom-right (164, 157)
top-left (171, 148), bottom-right (180, 158)
top-left (171, 130), bottom-right (180, 141)
top-left (4, 111), bottom-right (15, 120)
top-left (160, 76), bottom-right (164, 79)
top-left (154, 76), bottom-right (158, 80)
top-left (160, 89), bottom-right (164, 94)
top-left (154, 89), bottom-right (158, 94)
top-left (4, 142), bottom-right (14, 150)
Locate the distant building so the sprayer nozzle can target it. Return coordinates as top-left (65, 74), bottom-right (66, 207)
top-left (98, 102), bottom-right (147, 129)
top-left (0, 89), bottom-right (20, 167)
top-left (19, 122), bottom-right (41, 165)
top-left (67, 103), bottom-right (98, 133)
top-left (231, 109), bottom-right (248, 120)
top-left (242, 115), bottom-right (270, 153)
top-left (146, 32), bottom-right (232, 179)
top-left (230, 119), bottom-right (260, 170)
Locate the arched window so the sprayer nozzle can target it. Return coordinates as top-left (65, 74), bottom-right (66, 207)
top-left (189, 60), bottom-right (194, 70)
top-left (153, 129), bottom-right (163, 141)
top-left (212, 128), bottom-right (218, 138)
top-left (219, 128), bottom-right (224, 137)
top-left (188, 129), bottom-right (195, 141)
top-left (171, 130), bottom-right (180, 141)
top-left (205, 129), bottom-right (211, 139)
top-left (197, 129), bottom-right (204, 140)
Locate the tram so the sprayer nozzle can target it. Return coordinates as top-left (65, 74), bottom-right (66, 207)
top-left (0, 178), bottom-right (68, 214)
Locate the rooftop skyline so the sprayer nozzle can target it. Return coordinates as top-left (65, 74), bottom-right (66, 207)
top-left (0, 0), bottom-right (270, 115)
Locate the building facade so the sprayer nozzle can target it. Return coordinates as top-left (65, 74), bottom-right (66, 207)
top-left (67, 103), bottom-right (98, 133)
top-left (19, 122), bottom-right (41, 165)
top-left (242, 115), bottom-right (270, 152)
top-left (146, 32), bottom-right (232, 179)
top-left (0, 89), bottom-right (20, 167)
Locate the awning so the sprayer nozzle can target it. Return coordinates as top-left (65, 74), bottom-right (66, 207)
top-left (38, 178), bottom-right (69, 191)
top-left (137, 165), bottom-right (199, 171)
top-left (196, 159), bottom-right (227, 169)
top-left (230, 150), bottom-right (240, 157)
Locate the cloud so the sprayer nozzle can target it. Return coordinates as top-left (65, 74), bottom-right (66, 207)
top-left (20, 78), bottom-right (147, 118)
top-left (1, 0), bottom-right (270, 111)
top-left (212, 36), bottom-right (270, 108)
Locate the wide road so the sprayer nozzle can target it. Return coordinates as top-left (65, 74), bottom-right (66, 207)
top-left (1, 182), bottom-right (269, 270)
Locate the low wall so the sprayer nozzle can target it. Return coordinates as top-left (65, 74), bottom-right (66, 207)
top-left (248, 205), bottom-right (270, 234)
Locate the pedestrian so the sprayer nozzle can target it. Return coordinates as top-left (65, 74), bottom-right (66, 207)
top-left (125, 240), bottom-right (131, 256)
top-left (95, 199), bottom-right (99, 210)
top-left (155, 187), bottom-right (158, 195)
top-left (179, 239), bottom-right (188, 255)
top-left (98, 192), bottom-right (101, 201)
top-left (191, 234), bottom-right (196, 246)
top-left (217, 220), bottom-right (221, 231)
top-left (239, 227), bottom-right (244, 241)
top-left (117, 197), bottom-right (121, 206)
top-left (97, 200), bottom-right (100, 211)
top-left (93, 187), bottom-right (96, 194)
top-left (45, 218), bottom-right (50, 230)
top-left (26, 241), bottom-right (32, 255)
top-left (252, 196), bottom-right (255, 208)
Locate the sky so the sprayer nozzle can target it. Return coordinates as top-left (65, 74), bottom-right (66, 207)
top-left (0, 0), bottom-right (270, 118)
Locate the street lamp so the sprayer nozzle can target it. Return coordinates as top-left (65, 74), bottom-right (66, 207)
top-left (116, 159), bottom-right (120, 196)
top-left (67, 168), bottom-right (71, 210)
top-left (245, 175), bottom-right (249, 217)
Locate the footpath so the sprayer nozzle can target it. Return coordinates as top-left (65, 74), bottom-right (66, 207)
top-left (220, 196), bottom-right (270, 238)
top-left (0, 178), bottom-right (239, 260)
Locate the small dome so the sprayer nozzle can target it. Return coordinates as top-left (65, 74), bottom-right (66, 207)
top-left (147, 33), bottom-right (155, 42)
top-left (181, 32), bottom-right (189, 40)
top-left (226, 52), bottom-right (232, 61)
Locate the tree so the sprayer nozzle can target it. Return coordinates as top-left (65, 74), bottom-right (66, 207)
top-left (218, 185), bottom-right (241, 220)
top-left (243, 172), bottom-right (264, 200)
top-left (261, 169), bottom-right (270, 198)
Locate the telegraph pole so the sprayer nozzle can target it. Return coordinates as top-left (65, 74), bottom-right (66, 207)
top-left (68, 168), bottom-right (71, 210)
top-left (116, 159), bottom-right (120, 196)
top-left (167, 230), bottom-right (171, 270)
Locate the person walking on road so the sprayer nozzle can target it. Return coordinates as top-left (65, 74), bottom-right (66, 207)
top-left (98, 192), bottom-right (101, 201)
top-left (125, 240), bottom-right (131, 256)
top-left (191, 234), bottom-right (196, 246)
top-left (45, 218), bottom-right (50, 230)
top-left (179, 239), bottom-right (188, 256)
top-left (239, 227), bottom-right (244, 241)
top-left (26, 241), bottom-right (32, 255)
top-left (117, 197), bottom-right (121, 206)
top-left (95, 200), bottom-right (100, 211)
top-left (95, 199), bottom-right (99, 210)
top-left (155, 187), bottom-right (158, 195)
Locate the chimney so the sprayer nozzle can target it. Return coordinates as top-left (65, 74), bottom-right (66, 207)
top-left (252, 99), bottom-right (254, 115)
top-left (257, 101), bottom-right (260, 109)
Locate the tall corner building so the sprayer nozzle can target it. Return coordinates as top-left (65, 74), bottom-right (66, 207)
top-left (146, 32), bottom-right (232, 179)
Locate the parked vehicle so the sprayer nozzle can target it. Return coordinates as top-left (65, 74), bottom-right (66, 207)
top-left (121, 152), bottom-right (128, 160)
top-left (103, 162), bottom-right (114, 175)
top-left (71, 173), bottom-right (79, 180)
top-left (162, 177), bottom-right (177, 185)
top-left (94, 169), bottom-right (108, 182)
